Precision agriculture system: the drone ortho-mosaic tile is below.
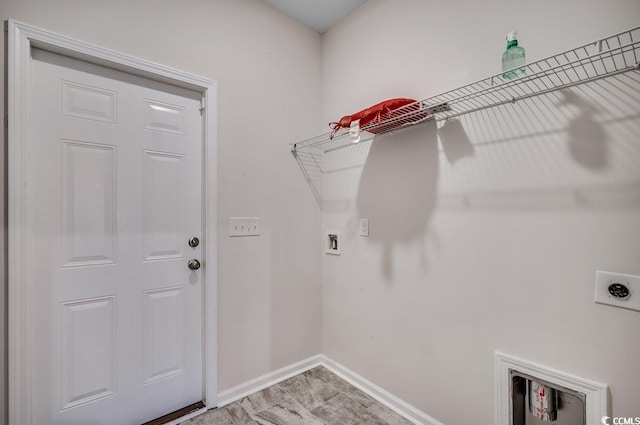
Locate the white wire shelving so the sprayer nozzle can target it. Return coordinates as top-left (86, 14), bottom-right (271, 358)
top-left (291, 26), bottom-right (640, 155)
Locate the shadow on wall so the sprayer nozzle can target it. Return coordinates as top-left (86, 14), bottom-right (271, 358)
top-left (557, 89), bottom-right (608, 170)
top-left (436, 75), bottom-right (640, 212)
top-left (356, 121), bottom-right (468, 279)
top-left (313, 78), bottom-right (640, 277)
top-left (438, 118), bottom-right (475, 165)
top-left (294, 82), bottom-right (624, 213)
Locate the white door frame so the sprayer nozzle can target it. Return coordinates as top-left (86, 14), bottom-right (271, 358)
top-left (7, 19), bottom-right (218, 425)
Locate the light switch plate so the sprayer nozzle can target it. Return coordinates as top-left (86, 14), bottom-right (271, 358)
top-left (359, 218), bottom-right (369, 237)
top-left (229, 217), bottom-right (260, 237)
top-left (594, 271), bottom-right (640, 312)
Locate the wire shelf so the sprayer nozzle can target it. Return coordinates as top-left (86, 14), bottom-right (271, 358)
top-left (291, 26), bottom-right (640, 154)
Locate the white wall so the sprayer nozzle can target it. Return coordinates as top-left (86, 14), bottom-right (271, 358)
top-left (0, 1), bottom-right (323, 424)
top-left (3, 1), bottom-right (640, 424)
top-left (321, 0), bottom-right (640, 423)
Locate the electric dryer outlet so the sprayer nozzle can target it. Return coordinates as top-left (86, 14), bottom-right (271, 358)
top-left (594, 271), bottom-right (640, 312)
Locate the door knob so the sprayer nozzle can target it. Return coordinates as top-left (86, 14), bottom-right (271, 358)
top-left (188, 259), bottom-right (201, 270)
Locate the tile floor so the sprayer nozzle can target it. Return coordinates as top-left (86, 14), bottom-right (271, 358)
top-left (183, 366), bottom-right (413, 425)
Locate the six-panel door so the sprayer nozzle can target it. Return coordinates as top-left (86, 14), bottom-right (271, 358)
top-left (30, 48), bottom-right (203, 425)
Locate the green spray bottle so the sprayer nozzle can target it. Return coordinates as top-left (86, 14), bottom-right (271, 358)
top-left (502, 31), bottom-right (526, 79)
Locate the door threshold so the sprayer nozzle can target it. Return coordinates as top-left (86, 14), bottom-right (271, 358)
top-left (142, 401), bottom-right (206, 425)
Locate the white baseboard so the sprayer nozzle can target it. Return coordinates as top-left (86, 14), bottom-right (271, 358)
top-left (216, 354), bottom-right (324, 407)
top-left (320, 356), bottom-right (444, 425)
top-left (215, 354), bottom-right (442, 425)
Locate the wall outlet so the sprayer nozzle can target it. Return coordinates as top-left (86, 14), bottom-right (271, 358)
top-left (229, 217), bottom-right (260, 237)
top-left (325, 230), bottom-right (341, 255)
top-left (359, 218), bottom-right (369, 237)
top-left (594, 271), bottom-right (640, 312)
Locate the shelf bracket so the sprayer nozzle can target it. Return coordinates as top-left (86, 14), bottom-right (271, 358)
top-left (596, 39), bottom-right (603, 54)
top-left (425, 102), bottom-right (452, 115)
top-left (349, 120), bottom-right (361, 144)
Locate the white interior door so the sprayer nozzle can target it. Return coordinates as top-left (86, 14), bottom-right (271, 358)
top-left (29, 47), bottom-right (204, 425)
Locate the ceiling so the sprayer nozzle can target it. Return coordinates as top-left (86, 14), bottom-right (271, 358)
top-left (259, 0), bottom-right (367, 33)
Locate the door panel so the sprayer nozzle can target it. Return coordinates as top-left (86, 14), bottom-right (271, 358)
top-left (143, 286), bottom-right (186, 383)
top-left (61, 296), bottom-right (117, 410)
top-left (61, 80), bottom-right (117, 123)
top-left (30, 47), bottom-right (203, 425)
top-left (61, 140), bottom-right (117, 267)
top-left (144, 99), bottom-right (187, 134)
top-left (143, 150), bottom-right (186, 261)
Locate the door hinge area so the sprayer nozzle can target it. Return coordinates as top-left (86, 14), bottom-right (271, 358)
top-left (200, 97), bottom-right (206, 111)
